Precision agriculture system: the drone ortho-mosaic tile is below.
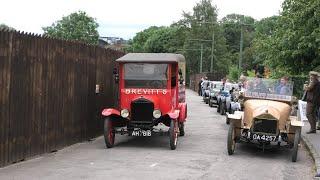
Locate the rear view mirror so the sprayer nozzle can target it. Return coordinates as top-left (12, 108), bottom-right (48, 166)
top-left (113, 68), bottom-right (118, 75)
top-left (113, 68), bottom-right (119, 83)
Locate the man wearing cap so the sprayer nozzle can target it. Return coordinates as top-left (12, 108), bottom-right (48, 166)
top-left (305, 71), bottom-right (320, 133)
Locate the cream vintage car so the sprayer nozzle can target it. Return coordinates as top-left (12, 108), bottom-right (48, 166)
top-left (226, 78), bottom-right (303, 162)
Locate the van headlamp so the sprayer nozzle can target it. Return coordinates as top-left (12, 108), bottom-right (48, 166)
top-left (120, 109), bottom-right (129, 118)
top-left (153, 110), bottom-right (161, 119)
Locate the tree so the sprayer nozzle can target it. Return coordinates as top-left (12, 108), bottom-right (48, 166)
top-left (144, 26), bottom-right (186, 53)
top-left (126, 26), bottom-right (162, 52)
top-left (253, 0), bottom-right (320, 76)
top-left (42, 11), bottom-right (99, 44)
top-left (221, 14), bottom-right (256, 71)
top-left (276, 0), bottom-right (320, 74)
top-left (178, 0), bottom-right (229, 75)
top-left (126, 25), bottom-right (187, 53)
top-left (0, 24), bottom-right (15, 31)
top-left (252, 16), bottom-right (281, 76)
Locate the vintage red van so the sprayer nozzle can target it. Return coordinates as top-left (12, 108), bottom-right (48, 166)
top-left (101, 53), bottom-right (187, 150)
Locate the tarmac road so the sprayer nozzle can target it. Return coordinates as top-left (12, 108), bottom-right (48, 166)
top-left (0, 89), bottom-right (314, 180)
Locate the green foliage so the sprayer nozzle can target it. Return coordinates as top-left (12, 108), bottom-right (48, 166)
top-left (292, 75), bottom-right (308, 98)
top-left (126, 26), bottom-right (186, 53)
top-left (179, 0), bottom-right (229, 75)
top-left (144, 26), bottom-right (186, 53)
top-left (246, 70), bottom-right (256, 77)
top-left (227, 66), bottom-right (240, 82)
top-left (253, 0), bottom-right (320, 75)
top-left (42, 11), bottom-right (99, 44)
top-left (126, 26), bottom-right (161, 52)
top-left (221, 14), bottom-right (256, 71)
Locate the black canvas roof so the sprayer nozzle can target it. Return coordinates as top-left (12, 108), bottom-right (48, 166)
top-left (116, 53), bottom-right (185, 63)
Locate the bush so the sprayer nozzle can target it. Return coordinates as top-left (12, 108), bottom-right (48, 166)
top-left (227, 66), bottom-right (240, 82)
top-left (292, 75), bottom-right (308, 99)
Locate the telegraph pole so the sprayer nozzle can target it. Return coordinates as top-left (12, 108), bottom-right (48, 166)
top-left (239, 21), bottom-right (244, 72)
top-left (210, 31), bottom-right (215, 72)
top-left (200, 44), bottom-right (203, 73)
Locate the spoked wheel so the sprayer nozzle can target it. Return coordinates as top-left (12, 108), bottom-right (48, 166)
top-left (179, 122), bottom-right (185, 136)
top-left (104, 117), bottom-right (115, 148)
top-left (227, 124), bottom-right (236, 155)
top-left (292, 127), bottom-right (301, 162)
top-left (169, 120), bottom-right (179, 150)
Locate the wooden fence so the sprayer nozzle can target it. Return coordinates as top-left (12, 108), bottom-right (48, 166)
top-left (0, 30), bottom-right (124, 167)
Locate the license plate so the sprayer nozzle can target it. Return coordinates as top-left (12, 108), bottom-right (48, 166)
top-left (211, 100), bottom-right (217, 103)
top-left (131, 130), bottom-right (152, 137)
top-left (252, 134), bottom-right (276, 141)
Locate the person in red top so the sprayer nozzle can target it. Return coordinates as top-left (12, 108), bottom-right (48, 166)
top-left (305, 71), bottom-right (320, 134)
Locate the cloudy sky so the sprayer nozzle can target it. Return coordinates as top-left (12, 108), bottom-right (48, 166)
top-left (0, 0), bottom-right (283, 39)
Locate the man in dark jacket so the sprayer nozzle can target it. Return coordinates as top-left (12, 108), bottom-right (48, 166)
top-left (305, 71), bottom-right (320, 133)
top-left (198, 77), bottom-right (204, 96)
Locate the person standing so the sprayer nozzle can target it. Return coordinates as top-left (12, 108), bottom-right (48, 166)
top-left (305, 71), bottom-right (320, 134)
top-left (198, 77), bottom-right (204, 96)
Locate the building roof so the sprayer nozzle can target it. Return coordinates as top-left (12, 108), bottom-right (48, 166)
top-left (116, 53), bottom-right (185, 63)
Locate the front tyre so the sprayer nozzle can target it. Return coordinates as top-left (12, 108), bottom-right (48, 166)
top-left (227, 124), bottom-right (236, 155)
top-left (179, 122), bottom-right (185, 136)
top-left (226, 115), bottom-right (230, 124)
top-left (217, 101), bottom-right (220, 113)
top-left (292, 127), bottom-right (301, 162)
top-left (169, 120), bottom-right (178, 150)
top-left (104, 117), bottom-right (115, 148)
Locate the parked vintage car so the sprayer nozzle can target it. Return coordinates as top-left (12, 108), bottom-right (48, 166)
top-left (101, 53), bottom-right (187, 150)
top-left (226, 78), bottom-right (303, 162)
top-left (217, 83), bottom-right (238, 115)
top-left (208, 81), bottom-right (223, 107)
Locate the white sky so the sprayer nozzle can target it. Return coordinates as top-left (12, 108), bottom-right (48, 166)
top-left (0, 0), bottom-right (283, 39)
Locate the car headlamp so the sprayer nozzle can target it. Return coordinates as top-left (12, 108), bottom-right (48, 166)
top-left (120, 109), bottom-right (129, 118)
top-left (153, 109), bottom-right (161, 119)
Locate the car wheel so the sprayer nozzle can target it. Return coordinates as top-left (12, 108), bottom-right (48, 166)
top-left (227, 124), bottom-right (236, 155)
top-left (292, 127), bottom-right (301, 162)
top-left (209, 100), bottom-right (212, 107)
top-left (169, 120), bottom-right (178, 150)
top-left (104, 117), bottom-right (115, 148)
top-left (179, 122), bottom-right (185, 136)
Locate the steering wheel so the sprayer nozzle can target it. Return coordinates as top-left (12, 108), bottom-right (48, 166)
top-left (148, 80), bottom-right (163, 88)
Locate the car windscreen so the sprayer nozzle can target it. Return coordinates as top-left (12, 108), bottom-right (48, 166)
top-left (243, 77), bottom-right (294, 101)
top-left (214, 83), bottom-right (223, 90)
top-left (124, 63), bottom-right (168, 89)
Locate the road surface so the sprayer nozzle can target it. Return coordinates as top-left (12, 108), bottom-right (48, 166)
top-left (0, 89), bottom-right (314, 180)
